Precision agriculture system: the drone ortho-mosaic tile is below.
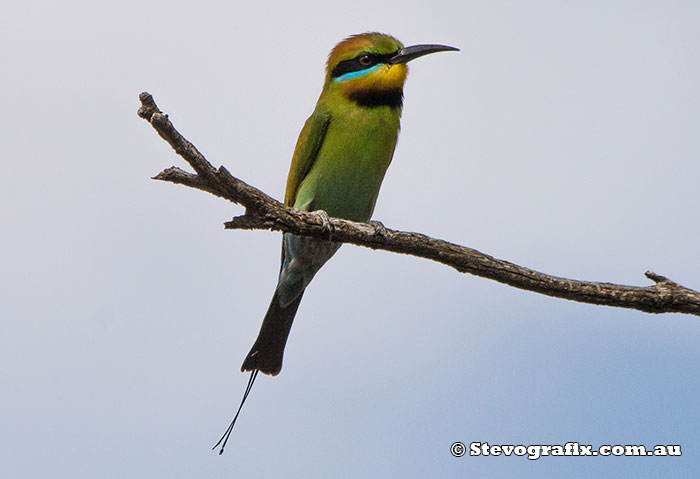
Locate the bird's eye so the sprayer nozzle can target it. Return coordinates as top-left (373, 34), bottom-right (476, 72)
top-left (358, 55), bottom-right (373, 66)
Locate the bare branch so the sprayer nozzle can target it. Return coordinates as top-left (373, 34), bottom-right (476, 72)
top-left (138, 91), bottom-right (700, 317)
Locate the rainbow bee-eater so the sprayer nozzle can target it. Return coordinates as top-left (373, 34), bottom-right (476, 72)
top-left (242, 33), bottom-right (458, 376)
top-left (215, 33), bottom-right (457, 453)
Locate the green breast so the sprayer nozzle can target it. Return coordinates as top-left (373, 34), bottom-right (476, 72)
top-left (294, 105), bottom-right (401, 222)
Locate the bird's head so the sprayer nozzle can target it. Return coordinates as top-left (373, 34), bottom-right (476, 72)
top-left (323, 32), bottom-right (458, 108)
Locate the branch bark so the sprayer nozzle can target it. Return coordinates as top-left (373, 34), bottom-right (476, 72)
top-left (138, 91), bottom-right (700, 317)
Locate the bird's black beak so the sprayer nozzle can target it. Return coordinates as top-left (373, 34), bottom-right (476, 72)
top-left (389, 44), bottom-right (459, 64)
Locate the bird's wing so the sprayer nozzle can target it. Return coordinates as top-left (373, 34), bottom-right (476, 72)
top-left (284, 109), bottom-right (330, 207)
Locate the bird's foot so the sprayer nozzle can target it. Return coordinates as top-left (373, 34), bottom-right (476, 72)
top-left (311, 210), bottom-right (334, 240)
top-left (367, 220), bottom-right (388, 241)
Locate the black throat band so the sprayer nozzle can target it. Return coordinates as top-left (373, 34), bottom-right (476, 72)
top-left (347, 88), bottom-right (404, 109)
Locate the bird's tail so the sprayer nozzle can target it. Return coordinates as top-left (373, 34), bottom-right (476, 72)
top-left (241, 288), bottom-right (304, 376)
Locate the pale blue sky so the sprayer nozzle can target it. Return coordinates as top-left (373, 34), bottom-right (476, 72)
top-left (1, 1), bottom-right (699, 477)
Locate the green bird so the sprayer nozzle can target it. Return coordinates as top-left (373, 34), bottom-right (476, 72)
top-left (241, 33), bottom-right (458, 376)
top-left (215, 32), bottom-right (458, 454)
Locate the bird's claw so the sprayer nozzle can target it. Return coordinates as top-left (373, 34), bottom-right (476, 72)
top-left (311, 210), bottom-right (334, 240)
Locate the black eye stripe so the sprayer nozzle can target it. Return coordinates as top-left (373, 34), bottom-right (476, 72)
top-left (330, 51), bottom-right (398, 79)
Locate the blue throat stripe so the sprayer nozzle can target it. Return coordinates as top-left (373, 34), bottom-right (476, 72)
top-left (333, 64), bottom-right (382, 82)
